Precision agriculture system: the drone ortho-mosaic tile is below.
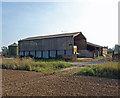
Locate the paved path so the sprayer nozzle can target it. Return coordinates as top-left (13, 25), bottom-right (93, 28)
top-left (69, 61), bottom-right (105, 65)
top-left (69, 57), bottom-right (112, 66)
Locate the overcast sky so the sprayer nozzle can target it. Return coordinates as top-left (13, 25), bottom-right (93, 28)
top-left (2, 0), bottom-right (118, 50)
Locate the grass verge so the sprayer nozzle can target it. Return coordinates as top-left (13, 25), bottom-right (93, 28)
top-left (74, 62), bottom-right (120, 79)
top-left (2, 58), bottom-right (73, 73)
top-left (93, 56), bottom-right (104, 59)
top-left (35, 58), bottom-right (89, 62)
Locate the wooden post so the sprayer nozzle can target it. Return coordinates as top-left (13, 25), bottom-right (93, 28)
top-left (35, 50), bottom-right (36, 58)
top-left (41, 50), bottom-right (43, 58)
top-left (56, 50), bottom-right (57, 57)
top-left (64, 50), bottom-right (66, 55)
top-left (29, 51), bottom-right (30, 56)
top-left (23, 51), bottom-right (25, 57)
top-left (98, 47), bottom-right (101, 56)
top-left (94, 47), bottom-right (96, 57)
top-left (101, 47), bottom-right (103, 56)
top-left (48, 50), bottom-right (50, 58)
top-left (112, 51), bottom-right (114, 60)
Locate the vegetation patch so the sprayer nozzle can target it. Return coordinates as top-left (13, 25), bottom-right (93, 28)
top-left (65, 58), bottom-right (91, 62)
top-left (34, 56), bottom-right (91, 62)
top-left (2, 58), bottom-right (73, 73)
top-left (93, 56), bottom-right (104, 59)
top-left (74, 62), bottom-right (120, 79)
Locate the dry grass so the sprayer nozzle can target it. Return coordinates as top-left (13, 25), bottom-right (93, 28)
top-left (74, 62), bottom-right (120, 79)
top-left (2, 58), bottom-right (73, 72)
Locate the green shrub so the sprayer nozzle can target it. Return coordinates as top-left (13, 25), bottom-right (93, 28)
top-left (93, 56), bottom-right (104, 59)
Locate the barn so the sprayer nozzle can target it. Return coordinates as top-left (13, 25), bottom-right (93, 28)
top-left (18, 32), bottom-right (106, 58)
top-left (18, 32), bottom-right (87, 58)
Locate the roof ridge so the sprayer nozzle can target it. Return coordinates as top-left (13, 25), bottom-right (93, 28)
top-left (19, 32), bottom-right (81, 41)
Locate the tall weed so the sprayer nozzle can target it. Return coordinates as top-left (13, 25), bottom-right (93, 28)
top-left (2, 58), bottom-right (73, 72)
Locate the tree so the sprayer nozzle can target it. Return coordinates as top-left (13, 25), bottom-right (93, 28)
top-left (1, 46), bottom-right (8, 57)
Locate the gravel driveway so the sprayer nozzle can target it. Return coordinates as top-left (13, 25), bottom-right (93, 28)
top-left (69, 61), bottom-right (105, 66)
top-left (2, 69), bottom-right (119, 96)
top-left (69, 57), bottom-right (112, 65)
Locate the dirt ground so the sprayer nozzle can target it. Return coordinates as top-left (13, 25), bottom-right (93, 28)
top-left (2, 68), bottom-right (119, 96)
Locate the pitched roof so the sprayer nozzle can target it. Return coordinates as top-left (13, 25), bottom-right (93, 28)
top-left (87, 42), bottom-right (103, 48)
top-left (8, 43), bottom-right (18, 47)
top-left (19, 32), bottom-right (81, 41)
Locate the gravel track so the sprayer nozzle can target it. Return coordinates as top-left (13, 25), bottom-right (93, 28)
top-left (2, 69), bottom-right (119, 96)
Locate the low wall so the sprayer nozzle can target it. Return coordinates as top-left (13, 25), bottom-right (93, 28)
top-left (77, 50), bottom-right (94, 58)
top-left (62, 55), bottom-right (77, 59)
